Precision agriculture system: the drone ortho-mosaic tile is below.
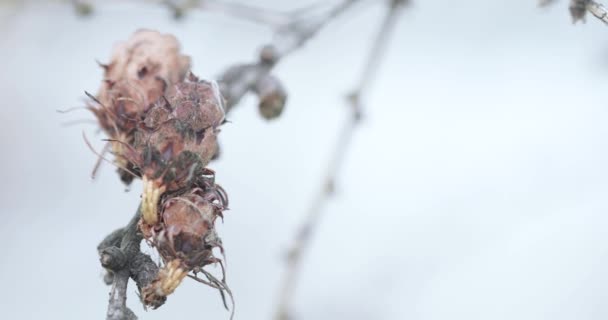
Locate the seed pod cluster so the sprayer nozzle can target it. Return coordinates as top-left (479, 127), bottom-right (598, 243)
top-left (89, 30), bottom-right (232, 311)
top-left (125, 77), bottom-right (227, 307)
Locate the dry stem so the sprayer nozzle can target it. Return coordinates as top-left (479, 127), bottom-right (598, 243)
top-left (540, 0), bottom-right (608, 24)
top-left (218, 0), bottom-right (362, 114)
top-left (585, 0), bottom-right (608, 23)
top-left (99, 206), bottom-right (160, 320)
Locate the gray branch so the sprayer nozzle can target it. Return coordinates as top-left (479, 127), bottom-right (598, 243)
top-left (585, 0), bottom-right (608, 23)
top-left (99, 206), bottom-right (161, 320)
top-left (569, 0), bottom-right (608, 24)
top-left (217, 0), bottom-right (363, 117)
top-left (541, 0), bottom-right (608, 24)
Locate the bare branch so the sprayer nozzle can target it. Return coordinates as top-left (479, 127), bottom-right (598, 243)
top-left (217, 0), bottom-right (363, 116)
top-left (99, 206), bottom-right (162, 320)
top-left (273, 1), bottom-right (406, 319)
top-left (68, 0), bottom-right (334, 26)
top-left (274, 0), bottom-right (362, 57)
top-left (539, 0), bottom-right (559, 7)
top-left (585, 0), bottom-right (608, 23)
top-left (543, 0), bottom-right (608, 24)
top-left (161, 0), bottom-right (293, 24)
top-left (101, 209), bottom-right (141, 320)
top-left (107, 269), bottom-right (138, 320)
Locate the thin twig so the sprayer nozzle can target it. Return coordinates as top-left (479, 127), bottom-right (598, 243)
top-left (586, 0), bottom-right (608, 23)
top-left (161, 0), bottom-right (293, 25)
top-left (542, 0), bottom-right (608, 24)
top-left (100, 206), bottom-right (161, 320)
top-left (218, 0), bottom-right (363, 114)
top-left (103, 208), bottom-right (142, 320)
top-left (274, 0), bottom-right (361, 57)
top-left (66, 0), bottom-right (338, 26)
top-left (107, 269), bottom-right (137, 320)
top-left (273, 1), bottom-right (406, 319)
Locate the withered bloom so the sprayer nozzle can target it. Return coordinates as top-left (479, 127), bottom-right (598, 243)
top-left (140, 174), bottom-right (229, 308)
top-left (89, 29), bottom-right (191, 185)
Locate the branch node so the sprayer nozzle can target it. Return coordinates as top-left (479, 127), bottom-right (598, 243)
top-left (100, 246), bottom-right (128, 271)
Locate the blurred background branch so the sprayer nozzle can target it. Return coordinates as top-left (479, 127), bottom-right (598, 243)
top-left (274, 1), bottom-right (407, 319)
top-left (540, 0), bottom-right (608, 24)
top-left (217, 0), bottom-right (363, 116)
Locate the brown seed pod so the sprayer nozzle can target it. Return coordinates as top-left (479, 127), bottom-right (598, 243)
top-left (167, 74), bottom-right (226, 132)
top-left (152, 184), bottom-right (225, 266)
top-left (98, 29), bottom-right (191, 118)
top-left (140, 175), bottom-right (229, 308)
top-left (124, 78), bottom-right (225, 225)
top-left (88, 29), bottom-right (191, 185)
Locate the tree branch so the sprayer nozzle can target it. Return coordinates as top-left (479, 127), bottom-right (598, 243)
top-left (584, 0), bottom-right (608, 23)
top-left (273, 1), bottom-right (406, 319)
top-left (99, 206), bottom-right (161, 320)
top-left (161, 0), bottom-right (295, 24)
top-left (217, 0), bottom-right (362, 116)
top-left (541, 0), bottom-right (608, 24)
top-left (69, 0), bottom-right (344, 26)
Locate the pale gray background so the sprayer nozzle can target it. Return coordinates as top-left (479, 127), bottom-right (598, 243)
top-left (1, 0), bottom-right (608, 319)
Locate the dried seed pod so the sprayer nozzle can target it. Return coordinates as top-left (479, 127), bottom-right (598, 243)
top-left (140, 176), bottom-right (229, 307)
top-left (140, 174), bottom-right (227, 257)
top-left (125, 78), bottom-right (225, 224)
top-left (89, 29), bottom-right (191, 185)
top-left (167, 78), bottom-right (226, 132)
top-left (99, 29), bottom-right (191, 115)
